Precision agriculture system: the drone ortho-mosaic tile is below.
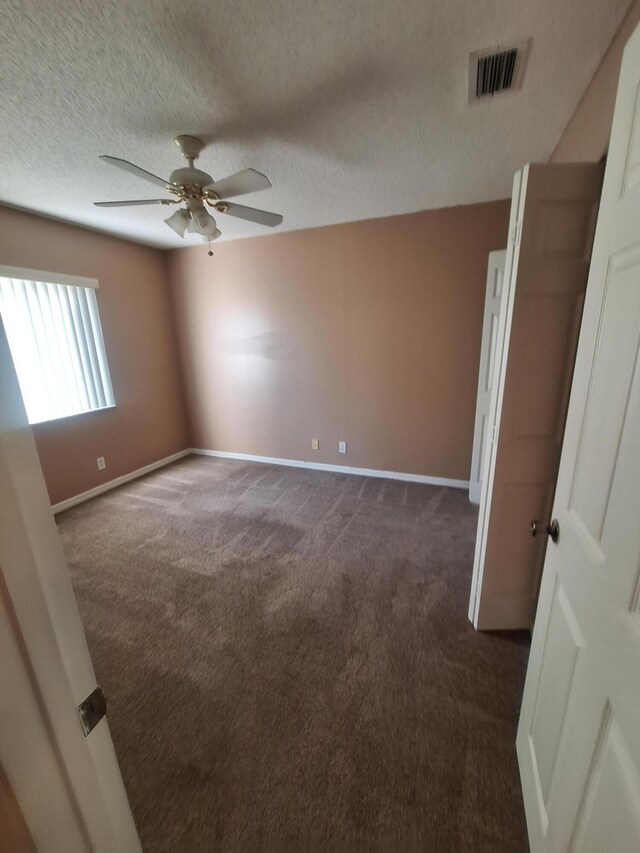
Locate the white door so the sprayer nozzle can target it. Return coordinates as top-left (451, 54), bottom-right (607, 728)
top-left (469, 249), bottom-right (507, 504)
top-left (517, 22), bottom-right (640, 853)
top-left (468, 171), bottom-right (523, 621)
top-left (469, 163), bottom-right (602, 631)
top-left (0, 319), bottom-right (141, 852)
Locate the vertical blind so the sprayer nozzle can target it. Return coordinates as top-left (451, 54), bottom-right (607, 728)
top-left (0, 275), bottom-right (115, 425)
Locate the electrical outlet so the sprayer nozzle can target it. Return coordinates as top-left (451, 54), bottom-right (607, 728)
top-left (96, 457), bottom-right (106, 470)
top-left (338, 441), bottom-right (347, 454)
top-left (311, 439), bottom-right (319, 451)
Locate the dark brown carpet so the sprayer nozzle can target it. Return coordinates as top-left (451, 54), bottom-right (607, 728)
top-left (57, 456), bottom-right (530, 852)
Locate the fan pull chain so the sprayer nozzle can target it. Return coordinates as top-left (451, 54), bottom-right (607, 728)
top-left (207, 235), bottom-right (213, 257)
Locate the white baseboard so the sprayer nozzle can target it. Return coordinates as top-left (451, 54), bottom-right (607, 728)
top-left (51, 449), bottom-right (192, 514)
top-left (191, 448), bottom-right (469, 489)
top-left (52, 448), bottom-right (469, 514)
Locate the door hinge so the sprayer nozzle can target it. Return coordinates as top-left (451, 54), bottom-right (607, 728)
top-left (78, 686), bottom-right (107, 737)
top-left (512, 221), bottom-right (520, 244)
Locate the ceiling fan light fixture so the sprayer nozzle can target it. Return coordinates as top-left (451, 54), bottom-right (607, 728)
top-left (164, 207), bottom-right (191, 237)
top-left (95, 138), bottom-right (281, 248)
top-left (191, 209), bottom-right (218, 236)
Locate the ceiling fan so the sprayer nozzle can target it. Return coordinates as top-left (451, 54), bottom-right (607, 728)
top-left (94, 135), bottom-right (282, 242)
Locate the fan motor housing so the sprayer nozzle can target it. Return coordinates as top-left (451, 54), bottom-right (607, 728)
top-left (174, 134), bottom-right (205, 159)
top-left (169, 167), bottom-right (213, 189)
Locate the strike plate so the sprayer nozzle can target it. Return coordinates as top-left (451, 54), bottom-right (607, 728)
top-left (78, 685), bottom-right (107, 737)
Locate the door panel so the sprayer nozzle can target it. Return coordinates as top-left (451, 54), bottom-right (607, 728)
top-left (570, 711), bottom-right (640, 853)
top-left (511, 293), bottom-right (584, 441)
top-left (528, 580), bottom-right (584, 816)
top-left (568, 244), bottom-right (640, 542)
top-left (517, 21), bottom-right (640, 852)
top-left (469, 249), bottom-right (507, 504)
top-left (470, 163), bottom-right (603, 630)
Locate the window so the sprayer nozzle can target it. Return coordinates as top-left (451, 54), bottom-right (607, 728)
top-left (0, 267), bottom-right (115, 425)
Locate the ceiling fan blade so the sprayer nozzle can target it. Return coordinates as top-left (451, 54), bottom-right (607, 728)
top-left (204, 168), bottom-right (271, 199)
top-left (216, 201), bottom-right (283, 227)
top-left (99, 156), bottom-right (170, 189)
top-left (93, 199), bottom-right (170, 207)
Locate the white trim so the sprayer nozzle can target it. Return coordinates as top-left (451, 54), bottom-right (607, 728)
top-left (191, 448), bottom-right (469, 489)
top-left (468, 167), bottom-right (525, 627)
top-left (51, 449), bottom-right (191, 514)
top-left (51, 448), bottom-right (469, 514)
top-left (1, 314), bottom-right (141, 850)
top-left (0, 265), bottom-right (99, 290)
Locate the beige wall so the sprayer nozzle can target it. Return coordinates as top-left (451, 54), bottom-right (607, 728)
top-left (0, 206), bottom-right (189, 504)
top-left (552, 0), bottom-right (640, 162)
top-left (168, 201), bottom-right (510, 482)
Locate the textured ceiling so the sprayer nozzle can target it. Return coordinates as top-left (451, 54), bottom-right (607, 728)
top-left (0, 0), bottom-right (629, 248)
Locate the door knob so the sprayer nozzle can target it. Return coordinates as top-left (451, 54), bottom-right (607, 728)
top-left (530, 518), bottom-right (560, 543)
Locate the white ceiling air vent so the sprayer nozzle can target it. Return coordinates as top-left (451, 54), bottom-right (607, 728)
top-left (468, 41), bottom-right (530, 103)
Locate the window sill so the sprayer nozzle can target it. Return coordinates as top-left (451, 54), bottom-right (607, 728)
top-left (29, 404), bottom-right (117, 427)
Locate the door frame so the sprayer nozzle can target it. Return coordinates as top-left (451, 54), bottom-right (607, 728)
top-left (468, 169), bottom-right (523, 626)
top-left (0, 318), bottom-right (141, 852)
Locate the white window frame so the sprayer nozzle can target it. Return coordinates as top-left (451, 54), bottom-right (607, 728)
top-left (0, 265), bottom-right (115, 425)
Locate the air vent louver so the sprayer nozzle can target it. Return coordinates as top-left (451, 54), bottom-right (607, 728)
top-left (476, 48), bottom-right (517, 96)
top-left (468, 40), bottom-right (530, 103)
